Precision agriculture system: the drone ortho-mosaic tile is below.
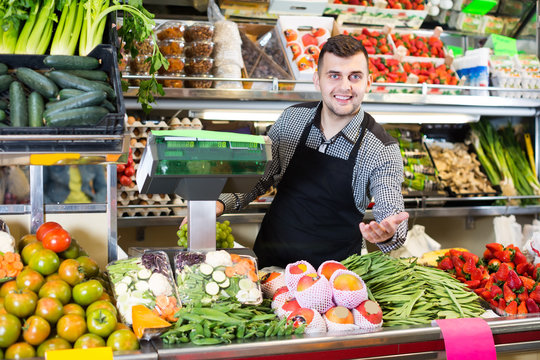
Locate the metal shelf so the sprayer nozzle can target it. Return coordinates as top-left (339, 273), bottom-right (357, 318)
top-left (123, 86), bottom-right (540, 117)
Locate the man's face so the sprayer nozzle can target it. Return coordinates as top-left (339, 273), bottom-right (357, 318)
top-left (313, 52), bottom-right (372, 119)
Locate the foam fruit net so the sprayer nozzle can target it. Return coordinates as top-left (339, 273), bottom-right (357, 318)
top-left (284, 260), bottom-right (316, 292)
top-left (261, 273), bottom-right (286, 299)
top-left (329, 269), bottom-right (368, 309)
top-left (296, 275), bottom-right (335, 314)
top-left (352, 307), bottom-right (383, 330)
top-left (271, 287), bottom-right (292, 310)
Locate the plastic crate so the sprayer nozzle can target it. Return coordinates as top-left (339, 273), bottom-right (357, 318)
top-left (0, 44), bottom-right (125, 137)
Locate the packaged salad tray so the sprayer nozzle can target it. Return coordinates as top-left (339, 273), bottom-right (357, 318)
top-left (175, 250), bottom-right (263, 306)
top-left (106, 251), bottom-right (181, 326)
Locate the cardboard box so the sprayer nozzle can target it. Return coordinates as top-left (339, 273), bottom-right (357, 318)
top-left (269, 0), bottom-right (327, 16)
top-left (276, 15), bottom-right (335, 91)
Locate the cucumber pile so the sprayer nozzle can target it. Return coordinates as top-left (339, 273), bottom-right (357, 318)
top-left (0, 55), bottom-right (116, 128)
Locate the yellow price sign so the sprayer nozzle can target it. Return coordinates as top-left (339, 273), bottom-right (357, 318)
top-left (45, 347), bottom-right (113, 360)
top-left (30, 153), bottom-right (80, 165)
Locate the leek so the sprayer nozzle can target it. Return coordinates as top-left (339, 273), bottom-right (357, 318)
top-left (14, 0), bottom-right (57, 54)
top-left (50, 0), bottom-right (84, 55)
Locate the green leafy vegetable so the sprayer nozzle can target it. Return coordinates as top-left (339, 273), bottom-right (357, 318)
top-left (15, 0), bottom-right (57, 54)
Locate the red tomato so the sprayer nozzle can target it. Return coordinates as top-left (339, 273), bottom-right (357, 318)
top-left (123, 165), bottom-right (135, 177)
top-left (42, 227), bottom-right (71, 253)
top-left (36, 222), bottom-right (62, 242)
top-left (116, 164), bottom-right (126, 173)
top-left (119, 175), bottom-right (132, 186)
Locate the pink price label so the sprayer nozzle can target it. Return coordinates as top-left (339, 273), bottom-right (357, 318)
top-left (435, 318), bottom-right (496, 360)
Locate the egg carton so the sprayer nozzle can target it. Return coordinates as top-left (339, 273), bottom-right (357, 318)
top-left (491, 70), bottom-right (523, 98)
top-left (170, 117), bottom-right (203, 130)
top-left (171, 195), bottom-right (187, 215)
top-left (132, 148), bottom-right (144, 161)
top-left (138, 193), bottom-right (171, 205)
top-left (146, 208), bottom-right (172, 217)
top-left (118, 183), bottom-right (139, 192)
top-left (129, 138), bottom-right (148, 148)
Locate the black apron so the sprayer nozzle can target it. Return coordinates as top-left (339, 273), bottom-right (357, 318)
top-left (254, 116), bottom-right (368, 269)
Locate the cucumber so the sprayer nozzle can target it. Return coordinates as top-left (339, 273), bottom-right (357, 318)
top-left (238, 278), bottom-right (254, 291)
top-left (16, 67), bottom-right (59, 98)
top-left (0, 110), bottom-right (6, 123)
top-left (47, 71), bottom-right (115, 99)
top-left (212, 270), bottom-right (226, 283)
top-left (64, 69), bottom-right (108, 82)
top-left (219, 278), bottom-right (230, 288)
top-left (28, 92), bottom-right (44, 127)
top-left (9, 81), bottom-right (27, 127)
top-left (101, 99), bottom-right (116, 112)
top-left (199, 263), bottom-right (214, 276)
top-left (137, 269), bottom-right (151, 280)
top-left (205, 282), bottom-right (220, 296)
top-left (0, 63), bottom-right (7, 75)
top-left (58, 88), bottom-right (85, 100)
top-left (0, 99), bottom-right (7, 110)
top-left (44, 106), bottom-right (109, 127)
top-left (43, 55), bottom-right (100, 70)
top-left (134, 281), bottom-right (149, 291)
top-left (45, 100), bottom-right (59, 109)
top-left (44, 90), bottom-right (107, 117)
top-left (0, 74), bottom-right (14, 92)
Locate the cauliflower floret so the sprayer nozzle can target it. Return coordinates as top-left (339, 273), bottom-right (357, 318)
top-left (0, 232), bottom-right (15, 254)
top-left (204, 250), bottom-right (232, 268)
top-left (148, 273), bottom-right (173, 297)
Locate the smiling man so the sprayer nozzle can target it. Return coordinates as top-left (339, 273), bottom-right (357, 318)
top-left (208, 35), bottom-right (408, 268)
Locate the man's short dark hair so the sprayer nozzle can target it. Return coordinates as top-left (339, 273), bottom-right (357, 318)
top-left (318, 34), bottom-right (369, 72)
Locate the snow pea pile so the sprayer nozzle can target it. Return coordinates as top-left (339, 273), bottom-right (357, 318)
top-left (161, 299), bottom-right (304, 345)
top-left (342, 252), bottom-right (485, 327)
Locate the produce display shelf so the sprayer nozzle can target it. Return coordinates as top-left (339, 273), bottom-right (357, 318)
top-left (148, 314), bottom-right (540, 360)
top-left (122, 87), bottom-right (540, 117)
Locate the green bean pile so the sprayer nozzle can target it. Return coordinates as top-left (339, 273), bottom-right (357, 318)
top-left (342, 252), bottom-right (485, 327)
top-left (161, 299), bottom-right (304, 345)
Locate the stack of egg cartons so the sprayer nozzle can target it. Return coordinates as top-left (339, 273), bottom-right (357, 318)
top-left (118, 116), bottom-right (203, 218)
top-left (490, 54), bottom-right (522, 98)
top-left (213, 21), bottom-right (243, 89)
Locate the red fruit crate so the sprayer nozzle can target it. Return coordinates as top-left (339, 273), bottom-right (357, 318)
top-left (391, 27), bottom-right (447, 59)
top-left (339, 25), bottom-right (394, 56)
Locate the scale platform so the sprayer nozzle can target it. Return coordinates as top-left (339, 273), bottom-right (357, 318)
top-left (136, 129), bottom-right (272, 252)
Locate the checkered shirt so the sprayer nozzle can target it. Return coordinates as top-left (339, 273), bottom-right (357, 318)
top-left (219, 101), bottom-right (407, 253)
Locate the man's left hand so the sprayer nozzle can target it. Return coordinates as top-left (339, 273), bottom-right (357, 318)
top-left (360, 212), bottom-right (409, 244)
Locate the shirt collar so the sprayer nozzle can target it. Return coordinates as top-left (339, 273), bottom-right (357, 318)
top-left (313, 101), bottom-right (365, 144)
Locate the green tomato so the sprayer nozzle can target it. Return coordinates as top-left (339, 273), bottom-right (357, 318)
top-left (36, 338), bottom-right (71, 357)
top-left (59, 239), bottom-right (80, 259)
top-left (106, 329), bottom-right (139, 351)
top-left (87, 309), bottom-right (117, 338)
top-left (0, 313), bottom-right (21, 348)
top-left (86, 300), bottom-right (118, 318)
top-left (28, 249), bottom-right (60, 276)
top-left (74, 333), bottom-right (106, 349)
top-left (72, 280), bottom-right (103, 306)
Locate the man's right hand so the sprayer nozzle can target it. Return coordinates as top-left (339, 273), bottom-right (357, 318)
top-left (179, 201), bottom-right (225, 229)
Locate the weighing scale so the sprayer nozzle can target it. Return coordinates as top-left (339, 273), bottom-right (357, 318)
top-left (136, 129), bottom-right (272, 252)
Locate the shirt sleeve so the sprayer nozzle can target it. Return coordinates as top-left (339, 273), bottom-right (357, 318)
top-left (218, 112), bottom-right (285, 212)
top-left (369, 142), bottom-right (408, 252)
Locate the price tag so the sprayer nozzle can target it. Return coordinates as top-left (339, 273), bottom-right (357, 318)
top-left (489, 34), bottom-right (517, 56)
top-left (30, 153), bottom-right (80, 165)
top-left (435, 318), bottom-right (496, 360)
top-left (45, 347), bottom-right (113, 360)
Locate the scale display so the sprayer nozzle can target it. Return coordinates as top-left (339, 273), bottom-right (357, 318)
top-left (136, 129), bottom-right (272, 252)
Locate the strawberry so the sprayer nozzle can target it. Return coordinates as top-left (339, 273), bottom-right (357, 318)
top-left (488, 258), bottom-right (501, 273)
top-left (513, 249), bottom-right (528, 265)
top-left (486, 243), bottom-right (504, 253)
top-left (465, 280), bottom-right (481, 289)
top-left (526, 298), bottom-right (540, 313)
top-left (437, 256), bottom-right (454, 271)
top-left (517, 300), bottom-right (528, 314)
top-left (462, 257), bottom-right (476, 276)
top-left (503, 283), bottom-right (517, 303)
top-left (470, 267), bottom-right (484, 281)
top-left (506, 270), bottom-right (523, 290)
top-left (529, 285), bottom-right (540, 304)
top-left (504, 300), bottom-right (518, 315)
top-left (484, 274), bottom-right (496, 290)
top-left (516, 262), bottom-right (532, 276)
top-left (498, 298), bottom-right (507, 310)
top-left (519, 276), bottom-right (535, 292)
top-left (517, 290), bottom-right (528, 303)
top-left (490, 284), bottom-right (503, 299)
top-left (480, 289), bottom-right (492, 301)
top-left (494, 263), bottom-right (510, 282)
top-left (533, 264), bottom-right (540, 281)
top-left (451, 255), bottom-right (465, 270)
top-left (483, 248), bottom-right (494, 261)
top-left (462, 251), bottom-right (480, 265)
top-left (494, 249), bottom-right (514, 263)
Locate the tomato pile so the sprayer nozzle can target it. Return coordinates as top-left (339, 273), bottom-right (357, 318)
top-left (392, 33), bottom-right (445, 58)
top-left (437, 244), bottom-right (540, 315)
top-left (343, 28), bottom-right (392, 55)
top-left (0, 222), bottom-right (139, 358)
top-left (117, 148), bottom-right (136, 188)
